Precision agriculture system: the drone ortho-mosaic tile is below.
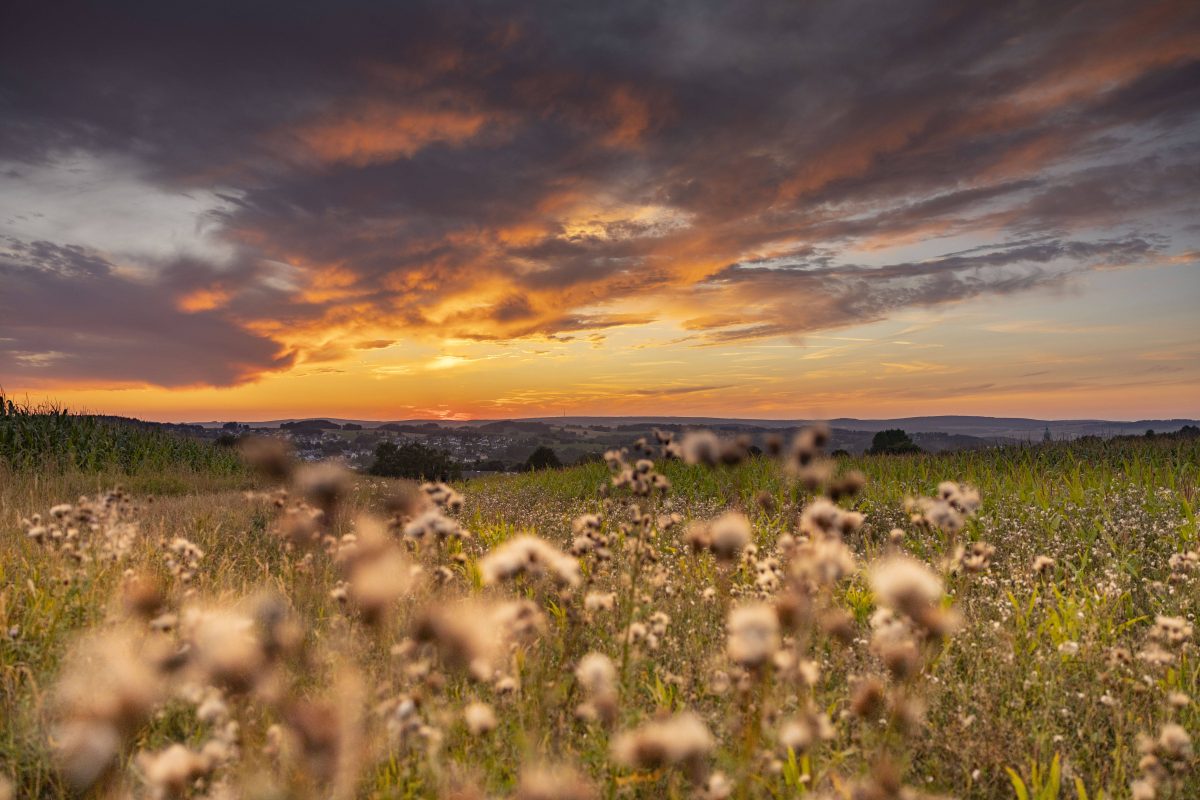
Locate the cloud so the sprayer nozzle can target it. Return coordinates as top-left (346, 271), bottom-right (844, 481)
top-left (0, 0), bottom-right (1197, 387)
top-left (0, 239), bottom-right (293, 387)
top-left (670, 237), bottom-right (1165, 343)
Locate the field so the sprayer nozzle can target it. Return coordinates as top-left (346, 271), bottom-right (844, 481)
top-left (1, 417), bottom-right (1197, 799)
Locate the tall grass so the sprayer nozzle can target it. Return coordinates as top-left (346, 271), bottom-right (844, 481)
top-left (1, 429), bottom-right (1197, 798)
top-left (0, 395), bottom-right (242, 478)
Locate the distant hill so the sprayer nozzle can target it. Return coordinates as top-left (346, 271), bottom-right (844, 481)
top-left (186, 414), bottom-right (1197, 444)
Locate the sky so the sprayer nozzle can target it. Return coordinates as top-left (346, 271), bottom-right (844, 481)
top-left (1, 0), bottom-right (1198, 422)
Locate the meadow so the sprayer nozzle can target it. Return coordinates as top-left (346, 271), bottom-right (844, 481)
top-left (0, 409), bottom-right (1197, 799)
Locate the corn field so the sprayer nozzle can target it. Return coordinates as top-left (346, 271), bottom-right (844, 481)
top-left (0, 396), bottom-right (242, 476)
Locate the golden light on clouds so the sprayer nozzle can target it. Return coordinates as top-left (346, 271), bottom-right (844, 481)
top-left (2, 1), bottom-right (1198, 421)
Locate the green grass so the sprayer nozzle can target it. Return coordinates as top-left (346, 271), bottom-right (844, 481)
top-left (1, 434), bottom-right (1198, 798)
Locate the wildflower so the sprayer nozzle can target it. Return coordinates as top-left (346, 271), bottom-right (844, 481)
top-left (136, 743), bottom-right (213, 799)
top-left (789, 535), bottom-right (856, 587)
top-left (679, 430), bottom-right (721, 465)
top-left (1157, 723), bottom-right (1193, 760)
top-left (1138, 643), bottom-right (1176, 668)
top-left (463, 702), bottom-right (497, 735)
top-left (336, 517), bottom-right (421, 618)
top-left (1130, 778), bottom-right (1157, 800)
top-left (1167, 691), bottom-right (1190, 708)
top-left (906, 482), bottom-right (981, 535)
top-left (869, 555), bottom-right (958, 636)
top-left (611, 712), bottom-right (715, 779)
top-left (799, 498), bottom-right (863, 539)
top-left (778, 708), bottom-right (835, 753)
top-left (849, 676), bottom-right (887, 719)
top-left (50, 629), bottom-right (166, 791)
top-left (828, 470), bottom-right (867, 502)
top-left (181, 607), bottom-right (268, 692)
top-left (514, 763), bottom-right (596, 800)
top-left (236, 436), bottom-right (293, 481)
top-left (274, 504), bottom-right (324, 548)
top-left (573, 513), bottom-right (602, 535)
top-left (709, 511), bottom-right (752, 561)
top-left (869, 610), bottom-right (923, 679)
top-left (53, 719), bottom-right (124, 792)
top-left (962, 541), bottom-right (995, 572)
top-left (294, 462), bottom-right (351, 517)
top-left (121, 572), bottom-right (164, 619)
top-left (1150, 615), bottom-right (1193, 646)
top-left (412, 600), bottom-right (539, 681)
top-left (403, 509), bottom-right (466, 543)
top-left (726, 603), bottom-right (781, 668)
top-left (165, 537), bottom-right (204, 584)
top-left (421, 481), bottom-right (464, 511)
top-left (480, 535), bottom-right (582, 589)
top-left (1033, 555), bottom-right (1056, 575)
top-left (1168, 550), bottom-right (1200, 582)
top-left (575, 652), bottom-right (618, 723)
top-left (584, 592), bottom-right (616, 612)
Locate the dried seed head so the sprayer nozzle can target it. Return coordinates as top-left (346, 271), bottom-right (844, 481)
top-left (463, 702), bottom-right (497, 736)
top-left (584, 592), bottom-right (616, 612)
top-left (680, 430), bottom-right (721, 466)
top-left (961, 541), bottom-right (995, 573)
top-left (181, 607), bottom-right (268, 693)
top-left (1032, 555), bottom-right (1056, 575)
top-left (778, 708), bottom-right (835, 753)
top-left (1150, 615), bottom-right (1193, 647)
top-left (575, 652), bottom-right (618, 697)
top-left (136, 743), bottom-right (214, 799)
top-left (611, 712), bottom-right (715, 776)
top-left (849, 676), bottom-right (887, 719)
top-left (480, 535), bottom-right (582, 589)
top-left (514, 763), bottom-right (596, 800)
top-left (236, 436), bottom-right (294, 481)
top-left (726, 603), bottom-right (781, 668)
top-left (294, 462), bottom-right (351, 517)
top-left (52, 719), bottom-right (123, 792)
top-left (869, 555), bottom-right (957, 636)
top-left (1157, 723), bottom-right (1193, 760)
top-left (121, 572), bottom-right (165, 619)
top-left (709, 511), bottom-right (752, 561)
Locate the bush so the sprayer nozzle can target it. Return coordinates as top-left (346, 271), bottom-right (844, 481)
top-left (369, 440), bottom-right (462, 480)
top-left (525, 445), bottom-right (562, 471)
top-left (867, 428), bottom-right (921, 455)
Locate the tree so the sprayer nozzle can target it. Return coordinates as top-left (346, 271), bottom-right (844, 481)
top-left (369, 440), bottom-right (461, 481)
top-left (867, 429), bottom-right (921, 455)
top-left (524, 446), bottom-right (561, 471)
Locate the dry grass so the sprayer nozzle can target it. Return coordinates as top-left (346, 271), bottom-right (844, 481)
top-left (1, 433), bottom-right (1197, 799)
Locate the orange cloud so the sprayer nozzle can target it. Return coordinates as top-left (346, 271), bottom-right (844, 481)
top-left (176, 286), bottom-right (232, 312)
top-left (295, 103), bottom-right (502, 166)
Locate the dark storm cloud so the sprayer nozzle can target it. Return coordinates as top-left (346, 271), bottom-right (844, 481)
top-left (0, 0), bottom-right (1197, 386)
top-left (0, 239), bottom-right (293, 386)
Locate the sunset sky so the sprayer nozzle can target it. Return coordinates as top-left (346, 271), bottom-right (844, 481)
top-left (1, 1), bottom-right (1198, 422)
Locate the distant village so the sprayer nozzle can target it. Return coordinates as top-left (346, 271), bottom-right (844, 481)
top-left (141, 416), bottom-right (1200, 477)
